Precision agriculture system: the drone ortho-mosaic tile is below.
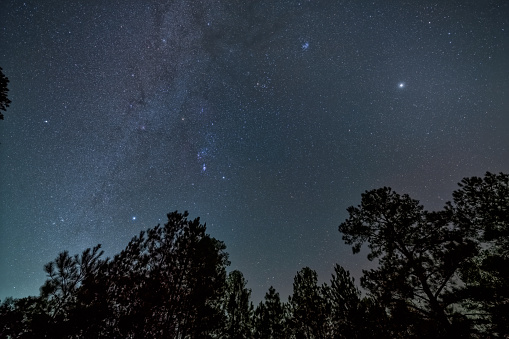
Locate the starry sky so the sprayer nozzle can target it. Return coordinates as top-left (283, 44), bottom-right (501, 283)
top-left (1, 0), bottom-right (508, 303)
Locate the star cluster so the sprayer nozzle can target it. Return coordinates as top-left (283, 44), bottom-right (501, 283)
top-left (1, 0), bottom-right (508, 302)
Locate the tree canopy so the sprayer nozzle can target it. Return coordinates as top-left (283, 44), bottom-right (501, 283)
top-left (1, 172), bottom-right (507, 337)
top-left (339, 171), bottom-right (508, 337)
top-left (223, 270), bottom-right (253, 338)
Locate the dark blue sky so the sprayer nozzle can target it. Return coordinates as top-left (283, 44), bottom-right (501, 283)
top-left (1, 0), bottom-right (508, 303)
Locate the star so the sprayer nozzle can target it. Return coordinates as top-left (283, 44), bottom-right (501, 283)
top-left (1, 0), bottom-right (506, 307)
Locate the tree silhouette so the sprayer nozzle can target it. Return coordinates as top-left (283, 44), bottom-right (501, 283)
top-left (0, 245), bottom-right (104, 338)
top-left (338, 172), bottom-right (509, 337)
top-left (40, 245), bottom-right (104, 320)
top-left (0, 67), bottom-right (11, 119)
top-left (0, 296), bottom-right (56, 338)
top-left (0, 211), bottom-right (230, 338)
top-left (287, 267), bottom-right (327, 338)
top-left (223, 270), bottom-right (253, 338)
top-left (92, 211), bottom-right (229, 338)
top-left (253, 286), bottom-right (286, 338)
top-left (338, 188), bottom-right (474, 337)
top-left (321, 264), bottom-right (362, 337)
top-left (445, 172), bottom-right (509, 336)
top-left (1, 175), bottom-right (507, 337)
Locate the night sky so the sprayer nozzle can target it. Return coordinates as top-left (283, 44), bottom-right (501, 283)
top-left (1, 0), bottom-right (508, 303)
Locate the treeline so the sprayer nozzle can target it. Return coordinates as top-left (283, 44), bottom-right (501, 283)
top-left (1, 172), bottom-right (507, 338)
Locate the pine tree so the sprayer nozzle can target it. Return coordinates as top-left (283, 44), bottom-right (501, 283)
top-left (253, 286), bottom-right (286, 338)
top-left (223, 270), bottom-right (253, 338)
top-left (287, 267), bottom-right (327, 338)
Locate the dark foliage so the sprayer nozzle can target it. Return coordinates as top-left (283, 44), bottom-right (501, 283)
top-left (445, 172), bottom-right (509, 336)
top-left (287, 267), bottom-right (327, 338)
top-left (94, 211), bottom-right (229, 338)
top-left (253, 286), bottom-right (286, 338)
top-left (0, 67), bottom-right (11, 119)
top-left (1, 211), bottom-right (229, 338)
top-left (1, 173), bottom-right (507, 337)
top-left (321, 264), bottom-right (362, 337)
top-left (339, 172), bottom-right (508, 337)
top-left (223, 270), bottom-right (253, 338)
